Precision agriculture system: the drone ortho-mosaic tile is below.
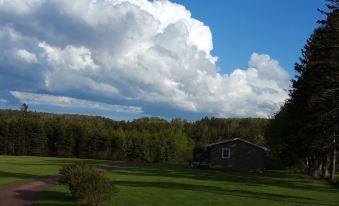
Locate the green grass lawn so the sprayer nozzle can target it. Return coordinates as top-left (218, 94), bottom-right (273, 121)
top-left (0, 155), bottom-right (113, 185)
top-left (35, 163), bottom-right (339, 206)
top-left (0, 156), bottom-right (337, 206)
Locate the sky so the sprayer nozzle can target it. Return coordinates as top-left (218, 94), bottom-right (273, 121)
top-left (0, 0), bottom-right (327, 120)
top-left (171, 0), bottom-right (325, 74)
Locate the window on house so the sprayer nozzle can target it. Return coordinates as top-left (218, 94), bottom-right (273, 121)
top-left (222, 148), bottom-right (230, 159)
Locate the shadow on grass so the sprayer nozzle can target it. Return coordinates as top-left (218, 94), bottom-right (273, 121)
top-left (0, 171), bottom-right (42, 181)
top-left (35, 190), bottom-right (82, 206)
top-left (115, 180), bottom-right (336, 206)
top-left (111, 165), bottom-right (338, 193)
top-left (42, 158), bottom-right (116, 166)
top-left (0, 159), bottom-right (123, 176)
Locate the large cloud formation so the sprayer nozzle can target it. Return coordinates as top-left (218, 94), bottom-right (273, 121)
top-left (0, 0), bottom-right (290, 118)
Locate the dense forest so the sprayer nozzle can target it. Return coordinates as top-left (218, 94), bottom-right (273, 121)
top-left (0, 109), bottom-right (268, 163)
top-left (265, 1), bottom-right (338, 182)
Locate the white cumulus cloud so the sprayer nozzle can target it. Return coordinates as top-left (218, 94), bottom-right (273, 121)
top-left (0, 0), bottom-right (290, 118)
top-left (38, 42), bottom-right (98, 71)
top-left (15, 49), bottom-right (38, 64)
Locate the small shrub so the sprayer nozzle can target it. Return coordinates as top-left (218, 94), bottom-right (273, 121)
top-left (59, 162), bottom-right (116, 206)
top-left (76, 173), bottom-right (115, 206)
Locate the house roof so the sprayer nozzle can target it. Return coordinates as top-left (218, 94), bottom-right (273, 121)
top-left (206, 138), bottom-right (269, 152)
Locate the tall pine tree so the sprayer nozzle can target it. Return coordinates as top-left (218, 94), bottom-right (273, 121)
top-left (267, 0), bottom-right (338, 181)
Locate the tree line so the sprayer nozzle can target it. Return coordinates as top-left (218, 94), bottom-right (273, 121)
top-left (0, 109), bottom-right (268, 163)
top-left (265, 1), bottom-right (338, 183)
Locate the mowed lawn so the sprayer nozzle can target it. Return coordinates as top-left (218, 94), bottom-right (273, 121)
top-left (36, 163), bottom-right (339, 206)
top-left (0, 155), bottom-right (114, 185)
top-left (0, 156), bottom-right (338, 206)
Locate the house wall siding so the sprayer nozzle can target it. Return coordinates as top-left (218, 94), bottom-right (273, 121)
top-left (208, 140), bottom-right (266, 171)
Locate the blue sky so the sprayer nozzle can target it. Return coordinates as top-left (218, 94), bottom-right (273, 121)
top-left (172, 0), bottom-right (325, 75)
top-left (0, 0), bottom-right (327, 120)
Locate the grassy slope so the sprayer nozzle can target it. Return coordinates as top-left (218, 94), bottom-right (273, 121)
top-left (0, 155), bottom-right (113, 185)
top-left (36, 164), bottom-right (339, 206)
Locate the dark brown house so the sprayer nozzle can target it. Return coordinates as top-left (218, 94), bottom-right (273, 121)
top-left (206, 138), bottom-right (268, 171)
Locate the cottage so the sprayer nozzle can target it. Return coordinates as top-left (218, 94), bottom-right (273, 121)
top-left (194, 138), bottom-right (268, 171)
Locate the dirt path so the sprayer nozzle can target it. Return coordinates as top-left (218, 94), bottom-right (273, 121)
top-left (0, 175), bottom-right (59, 206)
top-left (0, 163), bottom-right (137, 206)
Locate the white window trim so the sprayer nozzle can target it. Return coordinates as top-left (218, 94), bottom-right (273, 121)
top-left (222, 148), bottom-right (230, 159)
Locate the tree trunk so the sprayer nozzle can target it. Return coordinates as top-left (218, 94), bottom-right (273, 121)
top-left (321, 156), bottom-right (326, 178)
top-left (330, 134), bottom-right (336, 183)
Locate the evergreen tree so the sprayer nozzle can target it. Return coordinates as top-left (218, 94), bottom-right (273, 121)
top-left (27, 120), bottom-right (48, 155)
top-left (266, 1), bottom-right (338, 180)
top-left (0, 108), bottom-right (268, 164)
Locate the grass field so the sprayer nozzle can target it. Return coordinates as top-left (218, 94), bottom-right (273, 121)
top-left (37, 164), bottom-right (339, 206)
top-left (0, 155), bottom-right (114, 185)
top-left (0, 156), bottom-right (338, 206)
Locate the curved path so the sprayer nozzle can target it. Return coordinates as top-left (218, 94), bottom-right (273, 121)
top-left (0, 164), bottom-right (134, 206)
top-left (0, 175), bottom-right (59, 206)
